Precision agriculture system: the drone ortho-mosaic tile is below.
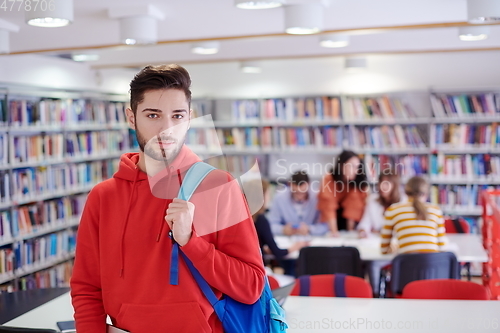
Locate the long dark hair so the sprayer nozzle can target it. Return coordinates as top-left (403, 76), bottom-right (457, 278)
top-left (377, 167), bottom-right (401, 209)
top-left (330, 150), bottom-right (368, 191)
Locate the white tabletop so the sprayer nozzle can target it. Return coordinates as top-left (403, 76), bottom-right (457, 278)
top-left (4, 292), bottom-right (74, 330)
top-left (276, 232), bottom-right (488, 262)
top-left (284, 296), bottom-right (500, 333)
top-left (6, 292), bottom-right (500, 333)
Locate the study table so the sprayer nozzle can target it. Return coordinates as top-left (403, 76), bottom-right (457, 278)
top-left (1, 288), bottom-right (73, 330)
top-left (275, 232), bottom-right (488, 263)
top-left (2, 291), bottom-right (500, 333)
top-left (283, 295), bottom-right (500, 333)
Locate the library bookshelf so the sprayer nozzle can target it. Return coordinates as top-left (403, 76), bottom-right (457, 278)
top-left (190, 91), bottom-right (500, 235)
top-left (0, 87), bottom-right (133, 292)
top-left (0, 88), bottom-right (498, 291)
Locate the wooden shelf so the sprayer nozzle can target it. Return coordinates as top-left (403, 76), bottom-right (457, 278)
top-left (8, 123), bottom-right (128, 134)
top-left (14, 252), bottom-right (75, 280)
top-left (430, 178), bottom-right (500, 185)
top-left (12, 185), bottom-right (94, 206)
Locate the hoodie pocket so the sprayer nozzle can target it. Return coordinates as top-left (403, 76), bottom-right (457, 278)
top-left (116, 302), bottom-right (212, 333)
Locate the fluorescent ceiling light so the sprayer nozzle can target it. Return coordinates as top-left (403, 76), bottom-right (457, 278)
top-left (72, 54), bottom-right (100, 62)
top-left (109, 5), bottom-right (164, 45)
top-left (467, 0), bottom-right (500, 23)
top-left (320, 34), bottom-right (349, 48)
top-left (235, 0), bottom-right (285, 9)
top-left (192, 41), bottom-right (220, 55)
top-left (458, 26), bottom-right (489, 41)
top-left (25, 0), bottom-right (73, 27)
top-left (241, 61), bottom-right (262, 73)
top-left (119, 16), bottom-right (158, 45)
top-left (284, 3), bottom-right (323, 35)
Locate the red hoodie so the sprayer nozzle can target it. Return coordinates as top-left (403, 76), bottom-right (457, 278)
top-left (70, 145), bottom-right (265, 333)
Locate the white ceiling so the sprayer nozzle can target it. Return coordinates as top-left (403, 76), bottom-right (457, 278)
top-left (1, 0), bottom-right (500, 69)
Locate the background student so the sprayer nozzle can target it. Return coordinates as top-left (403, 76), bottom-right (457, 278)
top-left (358, 167), bottom-right (405, 238)
top-left (317, 150), bottom-right (369, 236)
top-left (381, 176), bottom-right (447, 254)
top-left (357, 167), bottom-right (405, 296)
top-left (245, 178), bottom-right (308, 276)
top-left (267, 171), bottom-right (327, 236)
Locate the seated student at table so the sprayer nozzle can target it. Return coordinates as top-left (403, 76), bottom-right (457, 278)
top-left (244, 178), bottom-right (308, 275)
top-left (381, 176), bottom-right (447, 254)
top-left (358, 167), bottom-right (405, 238)
top-left (358, 167), bottom-right (404, 296)
top-left (317, 150), bottom-right (369, 236)
top-left (267, 170), bottom-right (327, 236)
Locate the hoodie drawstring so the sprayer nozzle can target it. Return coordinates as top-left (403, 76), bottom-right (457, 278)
top-left (156, 165), bottom-right (174, 242)
top-left (119, 167), bottom-right (140, 277)
top-left (169, 169), bottom-right (184, 286)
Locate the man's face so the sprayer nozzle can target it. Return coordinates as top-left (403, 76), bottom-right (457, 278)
top-left (129, 89), bottom-right (191, 164)
top-left (290, 182), bottom-right (309, 202)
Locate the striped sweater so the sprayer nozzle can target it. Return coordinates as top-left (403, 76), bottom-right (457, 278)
top-left (381, 201), bottom-right (447, 254)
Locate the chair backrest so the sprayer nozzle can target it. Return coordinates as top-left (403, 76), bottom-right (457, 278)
top-left (296, 246), bottom-right (363, 278)
top-left (444, 217), bottom-right (470, 234)
top-left (290, 274), bottom-right (372, 298)
top-left (402, 279), bottom-right (489, 300)
top-left (391, 252), bottom-right (460, 296)
top-left (267, 275), bottom-right (280, 290)
top-left (0, 327), bottom-right (58, 333)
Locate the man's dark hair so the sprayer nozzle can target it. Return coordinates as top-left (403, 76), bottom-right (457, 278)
top-left (330, 150), bottom-right (368, 190)
top-left (129, 64), bottom-right (192, 114)
top-left (290, 170), bottom-right (309, 185)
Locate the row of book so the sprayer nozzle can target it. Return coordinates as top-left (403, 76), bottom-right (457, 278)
top-left (13, 229), bottom-right (76, 272)
top-left (230, 96), bottom-right (416, 123)
top-left (187, 125), bottom-right (426, 151)
top-left (0, 247), bottom-right (13, 276)
top-left (6, 99), bottom-right (127, 127)
top-left (0, 100), bottom-right (5, 125)
top-left (431, 123), bottom-right (500, 147)
top-left (0, 134), bottom-right (6, 165)
top-left (430, 93), bottom-right (500, 118)
top-left (0, 195), bottom-right (86, 242)
top-left (345, 125), bottom-right (426, 150)
top-left (429, 154), bottom-right (500, 179)
top-left (6, 160), bottom-right (119, 203)
top-left (6, 130), bottom-right (130, 165)
top-left (364, 154), bottom-right (428, 181)
top-left (205, 155), bottom-right (267, 177)
top-left (0, 260), bottom-right (73, 293)
top-left (342, 96), bottom-right (417, 121)
top-left (430, 184), bottom-right (500, 207)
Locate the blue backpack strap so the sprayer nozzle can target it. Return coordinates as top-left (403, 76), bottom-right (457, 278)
top-left (170, 162), bottom-right (216, 285)
top-left (169, 233), bottom-right (179, 285)
top-left (179, 251), bottom-right (220, 307)
top-left (298, 275), bottom-right (311, 296)
top-left (177, 162), bottom-right (216, 201)
top-left (334, 274), bottom-right (347, 297)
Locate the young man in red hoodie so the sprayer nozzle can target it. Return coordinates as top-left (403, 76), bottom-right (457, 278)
top-left (70, 64), bottom-right (266, 332)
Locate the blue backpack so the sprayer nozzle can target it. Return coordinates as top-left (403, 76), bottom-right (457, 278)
top-left (169, 162), bottom-right (288, 333)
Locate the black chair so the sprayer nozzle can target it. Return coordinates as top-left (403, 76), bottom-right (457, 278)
top-left (296, 246), bottom-right (364, 278)
top-left (0, 327), bottom-right (57, 333)
top-left (388, 251), bottom-right (460, 297)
